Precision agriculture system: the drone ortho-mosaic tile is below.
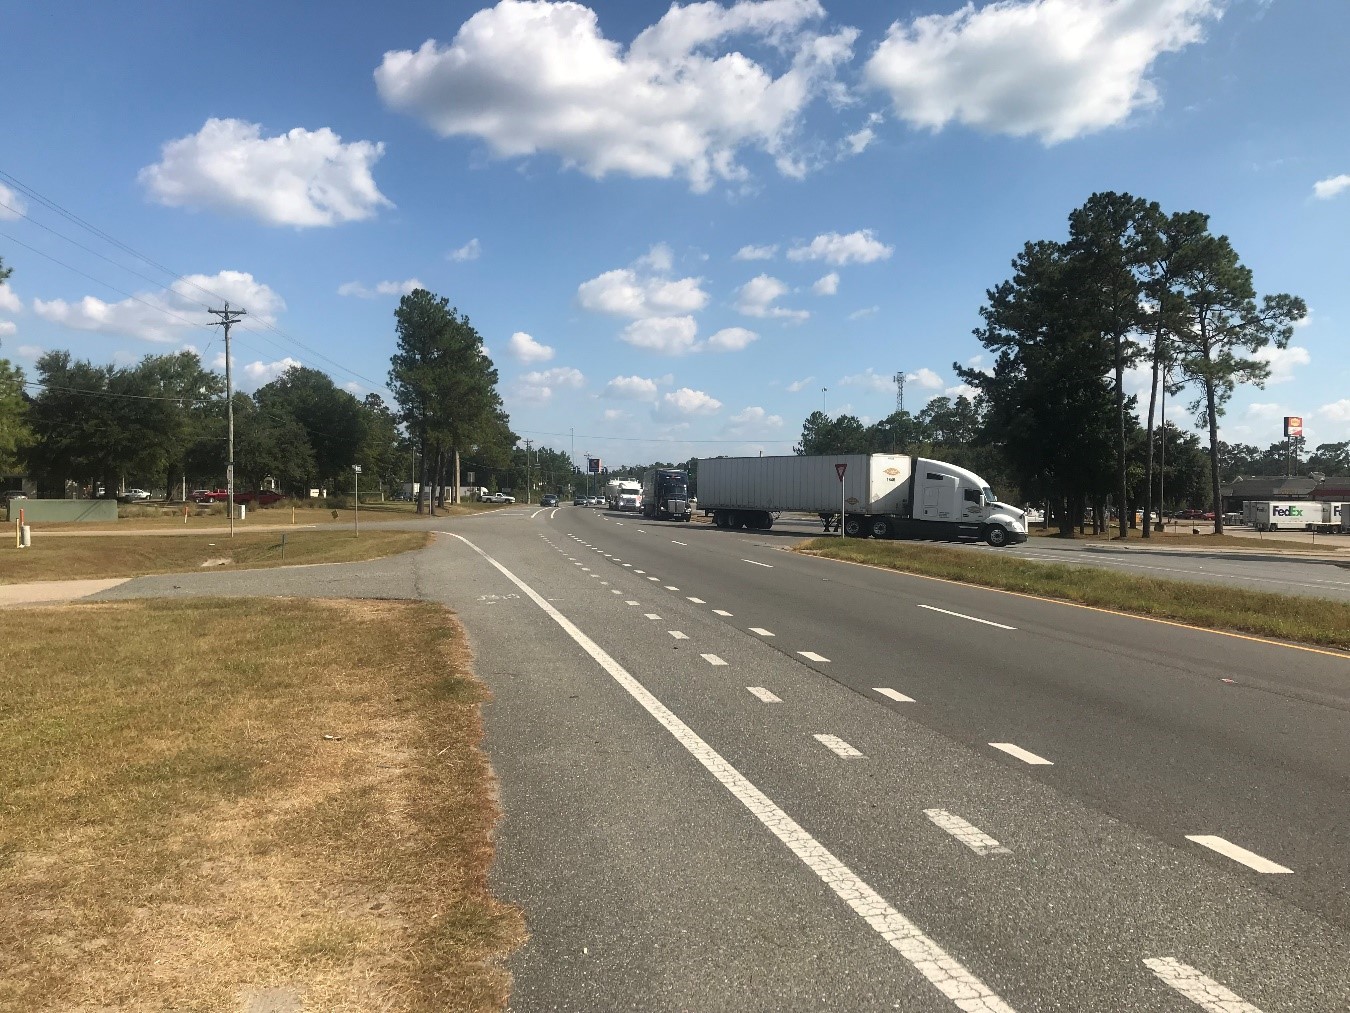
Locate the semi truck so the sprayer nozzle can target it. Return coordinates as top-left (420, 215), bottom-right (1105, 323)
top-left (1341, 503), bottom-right (1350, 534)
top-left (642, 468), bottom-right (692, 521)
top-left (604, 478), bottom-right (643, 511)
top-left (1250, 500), bottom-right (1339, 532)
top-left (695, 453), bottom-right (1028, 547)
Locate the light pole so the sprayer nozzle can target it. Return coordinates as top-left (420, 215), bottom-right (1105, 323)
top-left (353, 465), bottom-right (361, 534)
top-left (524, 438), bottom-right (533, 504)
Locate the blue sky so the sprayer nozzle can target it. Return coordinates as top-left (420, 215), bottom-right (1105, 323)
top-left (1, 0), bottom-right (1346, 467)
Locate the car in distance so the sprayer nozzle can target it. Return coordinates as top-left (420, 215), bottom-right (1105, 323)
top-left (589, 496), bottom-right (603, 507)
top-left (541, 494), bottom-right (559, 507)
top-left (3, 490), bottom-right (27, 501)
top-left (487, 492), bottom-right (516, 504)
top-left (122, 488), bottom-right (152, 502)
top-left (573, 495), bottom-right (587, 506)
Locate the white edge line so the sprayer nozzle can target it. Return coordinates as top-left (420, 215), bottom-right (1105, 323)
top-left (917, 604), bottom-right (1016, 631)
top-left (741, 558), bottom-right (774, 567)
top-left (1143, 957), bottom-right (1265, 1012)
top-left (443, 531), bottom-right (1015, 1013)
top-left (1184, 835), bottom-right (1293, 874)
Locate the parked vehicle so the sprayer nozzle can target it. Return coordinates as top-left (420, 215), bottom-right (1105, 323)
top-left (1341, 503), bottom-right (1350, 534)
top-left (487, 492), bottom-right (516, 504)
top-left (120, 488), bottom-right (152, 502)
top-left (4, 490), bottom-right (28, 501)
top-left (235, 490), bottom-right (285, 506)
top-left (191, 489), bottom-right (230, 504)
top-left (1250, 500), bottom-right (1335, 532)
top-left (641, 468), bottom-right (692, 521)
top-left (695, 453), bottom-right (1028, 547)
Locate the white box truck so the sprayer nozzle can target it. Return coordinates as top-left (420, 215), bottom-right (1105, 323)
top-left (695, 453), bottom-right (1028, 547)
top-left (1251, 501), bottom-right (1322, 531)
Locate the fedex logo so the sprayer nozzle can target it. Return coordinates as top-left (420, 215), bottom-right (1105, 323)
top-left (1273, 506), bottom-right (1304, 517)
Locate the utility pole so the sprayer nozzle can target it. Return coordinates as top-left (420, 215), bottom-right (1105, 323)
top-left (821, 387), bottom-right (828, 413)
top-left (570, 427), bottom-right (575, 496)
top-left (524, 439), bottom-right (533, 504)
top-left (893, 371), bottom-right (906, 415)
top-left (208, 303), bottom-right (246, 538)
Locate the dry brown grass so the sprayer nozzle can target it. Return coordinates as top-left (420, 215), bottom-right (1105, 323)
top-left (18, 499), bottom-right (504, 532)
top-left (0, 597), bottom-right (524, 1011)
top-left (0, 530), bottom-right (430, 584)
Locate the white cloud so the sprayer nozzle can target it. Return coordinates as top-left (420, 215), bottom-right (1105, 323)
top-left (244, 356), bottom-right (303, 382)
top-left (1244, 402), bottom-right (1285, 423)
top-left (733, 244), bottom-right (777, 261)
top-left (15, 344), bottom-right (42, 359)
top-left (636, 243), bottom-right (674, 273)
top-left (1312, 174), bottom-right (1350, 200)
top-left (1252, 344), bottom-right (1310, 384)
top-left (706, 326), bottom-right (759, 352)
top-left (725, 405), bottom-right (784, 434)
top-left (0, 284), bottom-right (20, 314)
top-left (33, 270), bottom-right (284, 344)
top-left (578, 268), bottom-right (708, 318)
top-left (450, 237), bottom-right (482, 261)
top-left (787, 229), bottom-right (893, 265)
top-left (374, 0), bottom-right (858, 192)
top-left (602, 408), bottom-right (631, 421)
top-left (907, 367), bottom-right (943, 389)
top-left (621, 315), bottom-right (700, 355)
top-left (1318, 399), bottom-right (1350, 423)
top-left (508, 331), bottom-right (555, 363)
top-left (0, 321), bottom-right (15, 337)
top-left (965, 353), bottom-right (992, 374)
top-left (812, 271), bottom-right (839, 295)
top-left (839, 367), bottom-right (892, 393)
top-left (655, 386), bottom-right (722, 419)
top-left (786, 375), bottom-right (814, 392)
top-left (847, 305), bottom-right (879, 320)
top-left (735, 274), bottom-right (808, 321)
top-left (138, 118), bottom-right (392, 227)
top-left (843, 127), bottom-right (874, 154)
top-left (944, 383), bottom-right (978, 401)
top-left (516, 365), bottom-right (585, 402)
top-left (0, 182), bottom-right (26, 220)
top-left (344, 381), bottom-right (363, 394)
top-left (337, 278), bottom-right (422, 298)
top-left (604, 374), bottom-right (660, 400)
top-left (865, 0), bottom-right (1222, 144)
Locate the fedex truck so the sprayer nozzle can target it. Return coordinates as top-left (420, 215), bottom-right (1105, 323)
top-left (695, 453), bottom-right (1028, 547)
top-left (1250, 500), bottom-right (1335, 532)
top-left (1341, 503), bottom-right (1350, 534)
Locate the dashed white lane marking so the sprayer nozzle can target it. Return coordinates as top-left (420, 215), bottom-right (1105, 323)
top-left (611, 589), bottom-right (622, 594)
top-left (616, 522), bottom-right (624, 526)
top-left (742, 558), bottom-right (774, 567)
top-left (648, 577), bottom-right (660, 581)
top-left (923, 810), bottom-right (1011, 857)
top-left (749, 627), bottom-right (775, 637)
top-left (687, 596), bottom-right (706, 604)
top-left (713, 609), bottom-right (734, 617)
top-left (989, 742), bottom-right (1054, 766)
top-left (644, 613), bottom-right (662, 620)
top-left (798, 651), bottom-right (831, 663)
top-left (874, 687), bottom-right (915, 703)
top-left (634, 569), bottom-right (645, 573)
top-left (664, 585), bottom-right (680, 591)
top-left (581, 567), bottom-right (591, 572)
top-left (669, 631), bottom-right (689, 640)
top-left (814, 734), bottom-right (864, 758)
top-left (701, 653), bottom-right (728, 666)
top-left (1142, 957), bottom-right (1265, 1012)
top-left (917, 605), bottom-right (1016, 630)
top-left (672, 540), bottom-right (688, 545)
top-left (1184, 836), bottom-right (1293, 874)
top-left (747, 686), bottom-right (781, 703)
top-left (625, 600), bottom-right (640, 605)
top-left (623, 563), bottom-right (633, 567)
top-left (446, 532), bottom-right (1018, 1013)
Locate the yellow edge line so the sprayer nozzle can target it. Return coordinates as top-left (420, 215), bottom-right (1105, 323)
top-left (799, 550), bottom-right (1350, 661)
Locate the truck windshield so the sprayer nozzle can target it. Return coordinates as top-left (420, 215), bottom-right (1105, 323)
top-left (665, 482), bottom-right (688, 498)
top-left (983, 486), bottom-right (997, 504)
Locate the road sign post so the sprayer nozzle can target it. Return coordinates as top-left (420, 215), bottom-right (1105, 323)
top-left (353, 465), bottom-right (362, 534)
top-left (835, 462), bottom-right (847, 538)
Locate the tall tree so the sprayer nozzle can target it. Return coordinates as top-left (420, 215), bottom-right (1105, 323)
top-left (1171, 232), bottom-right (1305, 533)
top-left (254, 366), bottom-right (366, 492)
top-left (0, 256), bottom-right (31, 475)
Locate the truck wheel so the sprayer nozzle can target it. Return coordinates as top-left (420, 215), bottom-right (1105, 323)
top-left (843, 515), bottom-right (865, 538)
top-left (868, 517), bottom-right (891, 539)
top-left (758, 511), bottom-right (774, 531)
top-left (985, 525), bottom-right (1008, 547)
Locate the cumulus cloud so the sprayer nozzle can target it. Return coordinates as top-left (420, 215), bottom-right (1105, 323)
top-left (944, 383), bottom-right (978, 401)
top-left (654, 386), bottom-right (722, 419)
top-left (0, 321), bottom-right (15, 337)
top-left (843, 127), bottom-right (875, 155)
top-left (15, 344), bottom-right (42, 359)
top-left (734, 243), bottom-right (778, 261)
top-left (602, 408), bottom-right (631, 421)
top-left (724, 405), bottom-right (784, 434)
top-left (787, 229), bottom-right (892, 265)
top-left (244, 356), bottom-right (303, 383)
top-left (337, 278), bottom-right (422, 298)
top-left (907, 367), bottom-right (943, 389)
top-left (0, 284), bottom-right (20, 314)
top-left (706, 326), bottom-right (759, 352)
top-left (604, 374), bottom-right (660, 400)
top-left (735, 274), bottom-right (808, 321)
top-left (812, 271), bottom-right (839, 295)
top-left (1319, 399), bottom-right (1350, 424)
top-left (579, 269), bottom-right (709, 318)
top-left (516, 365), bottom-right (585, 402)
top-left (33, 271), bottom-right (284, 344)
top-left (621, 315), bottom-right (700, 355)
top-left (864, 0), bottom-right (1222, 144)
top-left (786, 375), bottom-right (814, 392)
top-left (0, 182), bottom-right (26, 220)
top-left (374, 0), bottom-right (858, 192)
top-left (450, 237), bottom-right (482, 261)
top-left (1312, 174), bottom-right (1350, 200)
top-left (508, 331), bottom-right (555, 363)
top-left (138, 118), bottom-right (392, 227)
top-left (1252, 344), bottom-right (1310, 384)
top-left (839, 367), bottom-right (892, 393)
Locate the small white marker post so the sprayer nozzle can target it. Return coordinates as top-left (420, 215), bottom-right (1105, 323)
top-left (835, 461), bottom-right (847, 538)
top-left (353, 464), bottom-right (361, 534)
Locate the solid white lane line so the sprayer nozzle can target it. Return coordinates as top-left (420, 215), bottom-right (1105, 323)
top-left (917, 605), bottom-right (1016, 630)
top-left (989, 742), bottom-right (1054, 766)
top-left (874, 687), bottom-right (915, 703)
top-left (665, 585), bottom-right (680, 591)
top-left (713, 609), bottom-right (734, 617)
top-left (798, 651), bottom-right (831, 663)
top-left (672, 540), bottom-right (687, 545)
top-left (445, 532), bottom-right (1018, 1013)
top-left (531, 507), bottom-right (546, 519)
top-left (747, 686), bottom-right (782, 703)
top-left (701, 653), bottom-right (728, 666)
top-left (644, 613), bottom-right (662, 620)
top-left (749, 627), bottom-right (775, 637)
top-left (687, 596), bottom-right (706, 604)
top-left (814, 734), bottom-right (864, 758)
top-left (742, 558), bottom-right (774, 567)
top-left (625, 600), bottom-right (640, 605)
top-left (923, 809), bottom-right (1011, 857)
top-left (1184, 836), bottom-right (1292, 874)
top-left (669, 631), bottom-right (689, 640)
top-left (1143, 958), bottom-right (1265, 1012)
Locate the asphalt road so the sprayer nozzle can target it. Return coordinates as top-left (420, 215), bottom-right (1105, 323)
top-left (88, 504), bottom-right (1350, 1011)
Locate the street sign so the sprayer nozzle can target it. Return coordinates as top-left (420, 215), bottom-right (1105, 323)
top-left (835, 462), bottom-right (847, 539)
top-left (352, 465), bottom-right (362, 474)
top-left (835, 462), bottom-right (847, 481)
top-left (1284, 416), bottom-right (1303, 438)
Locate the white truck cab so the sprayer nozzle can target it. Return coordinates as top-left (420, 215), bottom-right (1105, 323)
top-left (908, 458), bottom-right (1028, 546)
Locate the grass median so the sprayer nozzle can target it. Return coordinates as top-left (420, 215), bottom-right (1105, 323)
top-left (798, 538), bottom-right (1350, 651)
top-left (0, 529), bottom-right (430, 584)
top-left (0, 597), bottom-right (524, 1011)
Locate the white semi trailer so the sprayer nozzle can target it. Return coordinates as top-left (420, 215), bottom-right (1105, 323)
top-left (1250, 500), bottom-right (1337, 532)
top-left (1341, 504), bottom-right (1350, 534)
top-left (695, 453), bottom-right (1028, 547)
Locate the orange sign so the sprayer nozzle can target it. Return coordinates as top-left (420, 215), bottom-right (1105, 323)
top-left (1284, 416), bottom-right (1303, 438)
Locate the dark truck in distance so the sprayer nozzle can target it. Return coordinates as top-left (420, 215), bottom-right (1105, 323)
top-left (642, 468), bottom-right (692, 521)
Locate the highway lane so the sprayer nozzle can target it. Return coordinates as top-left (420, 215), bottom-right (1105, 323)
top-left (561, 506), bottom-right (1350, 933)
top-left (426, 508), bottom-right (1349, 1011)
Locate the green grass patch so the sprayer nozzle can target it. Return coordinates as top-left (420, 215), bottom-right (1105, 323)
top-left (798, 538), bottom-right (1350, 651)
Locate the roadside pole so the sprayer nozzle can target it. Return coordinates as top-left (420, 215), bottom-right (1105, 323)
top-left (353, 465), bottom-right (361, 535)
top-left (836, 462), bottom-right (847, 538)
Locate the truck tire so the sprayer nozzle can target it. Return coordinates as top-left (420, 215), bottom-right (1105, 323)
top-left (985, 525), bottom-right (1008, 547)
top-left (714, 510), bottom-right (729, 529)
top-left (868, 517), bottom-right (891, 539)
top-left (843, 515), bottom-right (866, 538)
